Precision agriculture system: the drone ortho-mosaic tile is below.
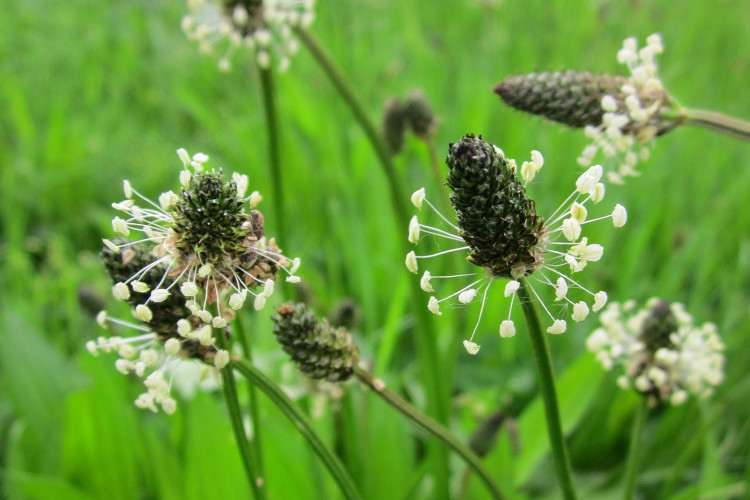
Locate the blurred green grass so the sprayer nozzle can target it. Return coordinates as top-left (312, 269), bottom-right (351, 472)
top-left (1, 0), bottom-right (749, 498)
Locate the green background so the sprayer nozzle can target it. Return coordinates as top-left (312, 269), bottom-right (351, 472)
top-left (1, 0), bottom-right (749, 498)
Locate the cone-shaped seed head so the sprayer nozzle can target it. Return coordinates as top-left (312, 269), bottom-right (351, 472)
top-left (381, 97), bottom-right (407, 156)
top-left (446, 134), bottom-right (545, 278)
top-left (494, 71), bottom-right (628, 128)
top-left (172, 170), bottom-right (255, 265)
top-left (272, 303), bottom-right (359, 382)
top-left (639, 299), bottom-right (678, 354)
top-left (403, 90), bottom-right (437, 137)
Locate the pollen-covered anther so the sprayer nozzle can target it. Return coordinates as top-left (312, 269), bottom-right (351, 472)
top-left (463, 340), bottom-right (481, 355)
top-left (408, 216), bottom-right (420, 243)
top-left (547, 319), bottom-right (567, 334)
top-left (420, 271), bottom-right (434, 292)
top-left (499, 320), bottom-right (516, 339)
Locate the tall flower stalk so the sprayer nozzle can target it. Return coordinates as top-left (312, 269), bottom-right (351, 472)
top-left (587, 298), bottom-right (725, 498)
top-left (405, 134), bottom-right (628, 498)
top-left (293, 23), bottom-right (452, 495)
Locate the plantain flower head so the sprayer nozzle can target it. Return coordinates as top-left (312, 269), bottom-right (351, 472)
top-left (587, 298), bottom-right (725, 406)
top-left (181, 0), bottom-right (315, 72)
top-left (408, 134), bottom-right (624, 354)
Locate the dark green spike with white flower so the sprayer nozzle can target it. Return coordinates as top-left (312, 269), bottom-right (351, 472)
top-left (172, 170), bottom-right (254, 265)
top-left (446, 134), bottom-right (545, 279)
top-left (494, 71), bottom-right (628, 128)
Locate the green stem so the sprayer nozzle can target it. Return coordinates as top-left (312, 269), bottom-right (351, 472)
top-left (354, 367), bottom-right (505, 500)
top-left (622, 398), bottom-right (648, 500)
top-left (234, 358), bottom-right (363, 500)
top-left (681, 108), bottom-right (750, 142)
top-left (295, 24), bottom-right (450, 496)
top-left (233, 314), bottom-right (267, 495)
top-left (213, 327), bottom-right (265, 499)
top-left (258, 67), bottom-right (286, 240)
top-left (517, 280), bottom-right (577, 500)
top-left (293, 26), bottom-right (403, 217)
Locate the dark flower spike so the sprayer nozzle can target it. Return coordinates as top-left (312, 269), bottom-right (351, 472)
top-left (88, 147), bottom-right (303, 413)
top-left (588, 298), bottom-right (725, 406)
top-left (272, 303), bottom-right (359, 382)
top-left (496, 34), bottom-right (679, 183)
top-left (381, 97), bottom-right (407, 156)
top-left (104, 148), bottom-right (301, 332)
top-left (494, 70), bottom-right (629, 129)
top-left (403, 90), bottom-right (438, 138)
top-left (407, 134), bottom-right (626, 354)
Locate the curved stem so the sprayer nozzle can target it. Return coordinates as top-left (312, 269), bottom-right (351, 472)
top-left (622, 398), bottom-right (648, 500)
top-left (258, 66), bottom-right (286, 240)
top-left (213, 327), bottom-right (265, 499)
top-left (233, 314), bottom-right (267, 495)
top-left (681, 108), bottom-right (750, 142)
top-left (517, 280), bottom-right (577, 500)
top-left (355, 367), bottom-right (506, 500)
top-left (234, 358), bottom-right (363, 500)
top-left (295, 24), bottom-right (450, 496)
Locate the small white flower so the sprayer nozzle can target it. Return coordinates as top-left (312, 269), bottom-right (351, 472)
top-left (499, 320), bottom-right (516, 339)
top-left (562, 218), bottom-right (581, 242)
top-left (462, 340), bottom-right (480, 355)
top-left (504, 280), bottom-right (520, 297)
top-left (408, 216), bottom-right (420, 244)
top-left (159, 191), bottom-right (179, 211)
top-left (405, 251), bottom-right (418, 273)
top-left (572, 301), bottom-right (590, 322)
top-left (411, 188), bottom-right (426, 209)
top-left (458, 289), bottom-right (477, 304)
top-left (254, 294), bottom-right (267, 311)
top-left (547, 319), bottom-right (567, 334)
top-left (113, 282), bottom-right (131, 301)
top-left (427, 296), bottom-right (442, 316)
top-left (112, 217), bottom-right (130, 236)
top-left (150, 289), bottom-right (170, 303)
top-left (135, 304), bottom-right (153, 322)
top-left (214, 349), bottom-right (230, 369)
top-left (420, 271), bottom-right (434, 292)
top-left (181, 282), bottom-right (199, 297)
top-left (229, 292), bottom-right (246, 310)
top-left (601, 95), bottom-right (618, 112)
top-left (593, 291), bottom-right (608, 312)
top-left (612, 204), bottom-right (627, 227)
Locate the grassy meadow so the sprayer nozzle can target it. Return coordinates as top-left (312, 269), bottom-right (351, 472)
top-left (1, 0), bottom-right (749, 498)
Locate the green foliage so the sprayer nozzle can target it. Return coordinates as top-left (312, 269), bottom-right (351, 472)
top-left (1, 0), bottom-right (749, 498)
